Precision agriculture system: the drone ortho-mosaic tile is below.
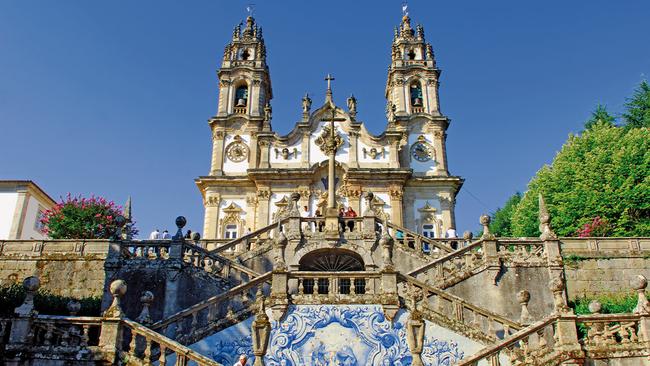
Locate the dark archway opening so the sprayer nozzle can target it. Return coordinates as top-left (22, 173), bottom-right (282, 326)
top-left (298, 249), bottom-right (366, 295)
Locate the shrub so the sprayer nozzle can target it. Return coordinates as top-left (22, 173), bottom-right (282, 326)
top-left (41, 194), bottom-right (137, 239)
top-left (0, 284), bottom-right (101, 316)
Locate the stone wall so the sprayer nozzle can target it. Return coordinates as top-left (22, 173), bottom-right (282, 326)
top-left (564, 257), bottom-right (650, 299)
top-left (0, 240), bottom-right (109, 298)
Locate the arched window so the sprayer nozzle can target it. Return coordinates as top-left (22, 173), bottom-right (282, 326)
top-left (235, 85), bottom-right (248, 107)
top-left (407, 48), bottom-right (416, 60)
top-left (299, 249), bottom-right (366, 295)
top-left (410, 81), bottom-right (423, 107)
top-left (239, 48), bottom-right (251, 60)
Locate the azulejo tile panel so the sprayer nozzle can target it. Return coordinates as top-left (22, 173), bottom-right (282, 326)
top-left (192, 305), bottom-right (484, 366)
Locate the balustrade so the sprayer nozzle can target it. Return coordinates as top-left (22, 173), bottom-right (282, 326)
top-left (577, 314), bottom-right (647, 357)
top-left (496, 241), bottom-right (547, 266)
top-left (121, 319), bottom-right (222, 366)
top-left (120, 241), bottom-right (171, 260)
top-left (386, 222), bottom-right (454, 259)
top-left (29, 316), bottom-right (102, 348)
top-left (290, 271), bottom-right (379, 302)
top-left (149, 272), bottom-right (271, 345)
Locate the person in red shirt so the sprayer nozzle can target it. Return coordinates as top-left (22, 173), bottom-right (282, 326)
top-left (345, 207), bottom-right (357, 231)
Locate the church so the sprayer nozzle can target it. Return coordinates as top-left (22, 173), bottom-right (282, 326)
top-left (2, 8), bottom-right (650, 366)
top-left (195, 13), bottom-right (463, 241)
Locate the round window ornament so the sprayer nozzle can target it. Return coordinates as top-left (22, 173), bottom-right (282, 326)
top-left (410, 135), bottom-right (434, 162)
top-left (226, 135), bottom-right (250, 162)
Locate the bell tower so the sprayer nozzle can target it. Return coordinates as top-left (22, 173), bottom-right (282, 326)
top-left (216, 16), bottom-right (272, 119)
top-left (385, 14), bottom-right (440, 117)
top-left (209, 15), bottom-right (272, 176)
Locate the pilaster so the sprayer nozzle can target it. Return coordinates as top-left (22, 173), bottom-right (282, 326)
top-left (389, 185), bottom-right (404, 226)
top-left (259, 140), bottom-right (270, 169)
top-left (256, 187), bottom-right (271, 229)
top-left (8, 188), bottom-right (30, 240)
top-left (204, 193), bottom-right (221, 239)
top-left (348, 130), bottom-right (359, 168)
top-left (210, 130), bottom-right (226, 176)
top-left (249, 133), bottom-right (260, 169)
top-left (300, 131), bottom-right (310, 168)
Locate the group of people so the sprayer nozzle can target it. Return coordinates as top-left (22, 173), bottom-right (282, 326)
top-left (307, 205), bottom-right (358, 232)
top-left (148, 228), bottom-right (201, 240)
top-left (148, 229), bottom-right (171, 239)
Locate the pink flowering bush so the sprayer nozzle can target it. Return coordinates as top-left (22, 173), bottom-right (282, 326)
top-left (40, 194), bottom-right (136, 239)
top-left (576, 216), bottom-right (612, 237)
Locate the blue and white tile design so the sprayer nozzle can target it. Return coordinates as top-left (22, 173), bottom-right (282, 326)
top-left (191, 305), bottom-right (484, 366)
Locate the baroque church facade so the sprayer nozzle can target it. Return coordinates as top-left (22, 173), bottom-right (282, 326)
top-left (196, 14), bottom-right (463, 240)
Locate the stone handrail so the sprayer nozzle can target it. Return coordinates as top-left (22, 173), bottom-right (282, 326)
top-left (408, 239), bottom-right (485, 281)
top-left (208, 218), bottom-right (287, 255)
top-left (398, 273), bottom-right (522, 340)
top-left (559, 237), bottom-right (650, 255)
top-left (0, 239), bottom-right (111, 257)
top-left (456, 312), bottom-right (650, 365)
top-left (121, 318), bottom-right (222, 366)
top-left (496, 240), bottom-right (547, 266)
top-left (119, 240), bottom-right (172, 260)
top-left (149, 272), bottom-right (271, 344)
top-left (455, 315), bottom-right (559, 365)
top-left (181, 242), bottom-right (261, 280)
top-left (386, 221), bottom-right (455, 255)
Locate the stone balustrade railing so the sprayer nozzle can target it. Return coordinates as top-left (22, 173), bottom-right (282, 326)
top-left (208, 218), bottom-right (287, 255)
top-left (386, 221), bottom-right (455, 257)
top-left (559, 237), bottom-right (650, 255)
top-left (408, 239), bottom-right (485, 287)
top-left (181, 242), bottom-right (261, 280)
top-left (398, 273), bottom-right (522, 341)
top-left (121, 318), bottom-right (222, 366)
top-left (149, 272), bottom-right (272, 345)
top-left (30, 315), bottom-right (102, 348)
top-left (456, 312), bottom-right (650, 365)
top-left (496, 240), bottom-right (547, 266)
top-left (289, 271), bottom-right (381, 304)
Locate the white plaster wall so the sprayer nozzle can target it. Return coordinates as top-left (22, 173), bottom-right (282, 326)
top-left (413, 198), bottom-right (443, 237)
top-left (408, 133), bottom-right (438, 174)
top-left (357, 140), bottom-right (389, 164)
top-left (20, 196), bottom-right (46, 240)
top-left (222, 134), bottom-right (250, 174)
top-left (0, 192), bottom-right (18, 239)
top-left (308, 123), bottom-right (350, 166)
top-left (269, 141), bottom-right (302, 165)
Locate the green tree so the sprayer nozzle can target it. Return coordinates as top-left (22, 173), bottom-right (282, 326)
top-left (489, 192), bottom-right (522, 237)
top-left (584, 104), bottom-right (615, 130)
top-left (511, 122), bottom-right (650, 237)
top-left (622, 80), bottom-right (650, 129)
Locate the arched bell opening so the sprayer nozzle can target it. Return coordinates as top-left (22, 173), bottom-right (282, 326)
top-left (298, 249), bottom-right (366, 295)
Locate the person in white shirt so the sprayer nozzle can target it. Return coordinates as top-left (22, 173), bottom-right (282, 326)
top-left (149, 229), bottom-right (160, 240)
top-left (161, 230), bottom-right (171, 239)
top-left (446, 227), bottom-right (457, 238)
top-left (234, 355), bottom-right (247, 366)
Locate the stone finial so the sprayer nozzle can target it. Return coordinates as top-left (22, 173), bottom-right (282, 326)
top-left (363, 192), bottom-right (375, 216)
top-left (14, 276), bottom-right (40, 316)
top-left (136, 291), bottom-right (154, 325)
top-left (631, 275), bottom-right (650, 315)
top-left (463, 231), bottom-right (473, 242)
top-left (173, 216), bottom-right (187, 240)
top-left (113, 215), bottom-right (127, 240)
top-left (67, 300), bottom-right (81, 316)
top-left (538, 194), bottom-right (557, 241)
top-left (379, 231), bottom-right (395, 269)
top-left (191, 232), bottom-right (201, 241)
top-left (273, 225), bottom-right (288, 270)
top-left (103, 279), bottom-right (127, 319)
top-left (588, 300), bottom-right (602, 314)
top-left (548, 276), bottom-right (571, 314)
top-left (517, 290), bottom-right (534, 325)
top-left (289, 192), bottom-right (301, 217)
top-left (480, 214), bottom-right (494, 239)
top-left (251, 293), bottom-right (271, 366)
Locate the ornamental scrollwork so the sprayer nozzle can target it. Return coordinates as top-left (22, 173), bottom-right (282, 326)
top-left (315, 125), bottom-right (343, 156)
top-left (225, 135), bottom-right (250, 162)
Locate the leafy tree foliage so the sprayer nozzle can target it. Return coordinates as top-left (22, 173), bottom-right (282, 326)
top-left (623, 80), bottom-right (650, 129)
top-left (584, 104), bottom-right (615, 130)
top-left (488, 192), bottom-right (522, 237)
top-left (511, 122), bottom-right (649, 237)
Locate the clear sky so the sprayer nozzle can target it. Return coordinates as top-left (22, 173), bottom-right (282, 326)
top-left (1, 1), bottom-right (648, 237)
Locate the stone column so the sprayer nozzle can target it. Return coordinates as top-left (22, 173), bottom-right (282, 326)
top-left (389, 185), bottom-right (404, 227)
top-left (348, 130), bottom-right (359, 168)
top-left (431, 130), bottom-right (448, 176)
top-left (300, 131), bottom-right (310, 168)
top-left (256, 188), bottom-right (271, 230)
top-left (439, 193), bottom-right (455, 233)
top-left (203, 193), bottom-right (221, 239)
top-left (246, 193), bottom-right (258, 232)
top-left (99, 280), bottom-right (127, 363)
top-left (163, 238), bottom-right (184, 318)
top-left (258, 140), bottom-right (270, 169)
top-left (249, 80), bottom-right (261, 116)
top-left (210, 130), bottom-right (226, 176)
top-left (249, 132), bottom-right (260, 169)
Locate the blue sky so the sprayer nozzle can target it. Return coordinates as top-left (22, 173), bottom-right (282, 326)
top-left (1, 1), bottom-right (648, 236)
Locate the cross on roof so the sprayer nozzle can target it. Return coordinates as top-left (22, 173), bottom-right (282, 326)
top-left (246, 3), bottom-right (255, 17)
top-left (325, 73), bottom-right (335, 91)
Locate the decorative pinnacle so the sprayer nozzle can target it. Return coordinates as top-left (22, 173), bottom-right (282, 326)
top-left (324, 73), bottom-right (335, 103)
top-left (401, 1), bottom-right (409, 17)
